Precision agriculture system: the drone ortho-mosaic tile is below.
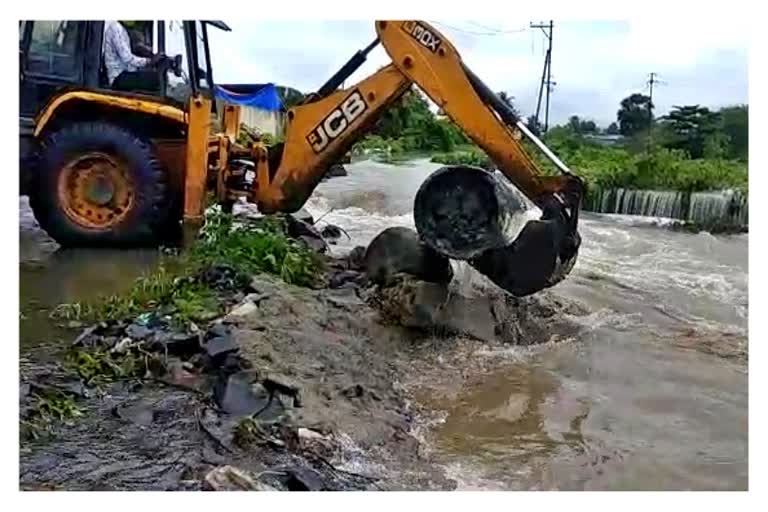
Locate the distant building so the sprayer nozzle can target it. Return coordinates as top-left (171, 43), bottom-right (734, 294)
top-left (583, 134), bottom-right (625, 146)
top-left (214, 83), bottom-right (287, 137)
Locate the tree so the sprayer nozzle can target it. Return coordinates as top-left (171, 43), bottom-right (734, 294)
top-left (568, 115), bottom-right (582, 133)
top-left (660, 105), bottom-right (722, 159)
top-left (526, 115), bottom-right (542, 136)
top-left (497, 91), bottom-right (521, 119)
top-left (617, 93), bottom-right (653, 136)
top-left (719, 105), bottom-right (748, 160)
top-left (580, 119), bottom-right (597, 134)
top-left (567, 115), bottom-right (597, 134)
top-left (606, 122), bottom-right (620, 135)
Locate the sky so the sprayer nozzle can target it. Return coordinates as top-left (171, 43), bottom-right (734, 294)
top-left (207, 19), bottom-right (749, 127)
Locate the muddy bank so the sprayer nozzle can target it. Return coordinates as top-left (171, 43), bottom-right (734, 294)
top-left (19, 216), bottom-right (590, 491)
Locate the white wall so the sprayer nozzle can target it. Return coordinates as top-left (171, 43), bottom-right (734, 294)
top-left (216, 100), bottom-right (285, 137)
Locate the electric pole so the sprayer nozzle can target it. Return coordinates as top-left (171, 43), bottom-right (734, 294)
top-left (645, 72), bottom-right (666, 152)
top-left (531, 20), bottom-right (553, 132)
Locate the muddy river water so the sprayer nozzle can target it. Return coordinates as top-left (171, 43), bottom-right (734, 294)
top-left (19, 158), bottom-right (748, 491)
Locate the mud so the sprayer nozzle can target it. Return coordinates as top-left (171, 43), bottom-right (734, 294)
top-left (19, 242), bottom-right (588, 491)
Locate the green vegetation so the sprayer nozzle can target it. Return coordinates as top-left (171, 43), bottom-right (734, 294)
top-left (21, 389), bottom-right (83, 441)
top-left (353, 84), bottom-right (747, 195)
top-left (357, 86), bottom-right (747, 195)
top-left (351, 87), bottom-right (471, 160)
top-left (524, 126), bottom-right (748, 194)
top-left (66, 347), bottom-right (163, 387)
top-left (431, 146), bottom-right (492, 168)
top-left (51, 211), bottom-right (322, 326)
top-left (191, 212), bottom-right (321, 287)
top-left (237, 124), bottom-right (284, 147)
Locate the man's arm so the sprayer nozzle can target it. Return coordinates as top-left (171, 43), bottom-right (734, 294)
top-left (106, 22), bottom-right (150, 69)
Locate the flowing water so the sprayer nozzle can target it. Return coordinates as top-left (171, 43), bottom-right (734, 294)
top-left (304, 159), bottom-right (749, 491)
top-left (587, 187), bottom-right (749, 227)
top-left (19, 159), bottom-right (748, 490)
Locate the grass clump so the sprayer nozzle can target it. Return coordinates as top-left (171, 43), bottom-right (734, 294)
top-left (50, 265), bottom-right (219, 326)
top-left (431, 148), bottom-right (493, 169)
top-left (190, 211), bottom-right (322, 288)
top-left (50, 210), bottom-right (322, 326)
top-left (20, 389), bottom-right (83, 441)
top-left (65, 347), bottom-right (163, 387)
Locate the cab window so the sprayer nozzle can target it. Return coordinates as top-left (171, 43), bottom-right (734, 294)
top-left (25, 21), bottom-right (80, 78)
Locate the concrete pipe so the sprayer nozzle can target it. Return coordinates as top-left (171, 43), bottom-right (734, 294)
top-left (413, 165), bottom-right (539, 260)
top-left (414, 165), bottom-right (580, 297)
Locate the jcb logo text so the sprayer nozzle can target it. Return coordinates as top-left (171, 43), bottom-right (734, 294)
top-left (307, 90), bottom-right (368, 153)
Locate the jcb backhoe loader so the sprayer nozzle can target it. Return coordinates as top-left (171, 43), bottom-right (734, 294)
top-left (19, 20), bottom-right (583, 296)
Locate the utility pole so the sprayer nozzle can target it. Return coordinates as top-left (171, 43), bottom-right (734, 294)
top-left (645, 72), bottom-right (666, 152)
top-left (647, 72), bottom-right (657, 149)
top-left (531, 20), bottom-right (553, 132)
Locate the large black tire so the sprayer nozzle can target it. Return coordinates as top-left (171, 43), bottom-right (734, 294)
top-left (29, 121), bottom-right (170, 247)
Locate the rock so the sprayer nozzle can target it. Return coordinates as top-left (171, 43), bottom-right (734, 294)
top-left (59, 379), bottom-right (89, 399)
top-left (291, 208), bottom-right (314, 225)
top-left (204, 335), bottom-right (239, 359)
top-left (283, 467), bottom-right (327, 491)
top-left (347, 246), bottom-right (366, 270)
top-left (19, 383), bottom-right (30, 401)
top-left (263, 374), bottom-right (302, 407)
top-left (325, 163), bottom-right (348, 178)
top-left (364, 227), bottom-right (453, 286)
top-left (215, 372), bottom-right (276, 417)
top-left (203, 466), bottom-right (279, 492)
top-left (298, 427), bottom-right (328, 442)
top-left (329, 270), bottom-right (364, 289)
top-left (341, 384), bottom-right (366, 399)
top-left (320, 224), bottom-right (343, 239)
top-left (286, 215), bottom-right (327, 254)
top-left (207, 323), bottom-right (230, 339)
top-left (162, 360), bottom-right (207, 392)
top-left (366, 274), bottom-right (450, 328)
top-left (299, 235), bottom-right (327, 254)
top-left (226, 301), bottom-right (258, 319)
top-left (114, 400), bottom-right (155, 426)
top-left (125, 323), bottom-right (153, 340)
top-left (200, 264), bottom-right (250, 291)
top-left (325, 288), bottom-right (365, 309)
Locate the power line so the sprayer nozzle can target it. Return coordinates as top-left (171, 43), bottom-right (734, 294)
top-left (466, 21), bottom-right (528, 34)
top-left (429, 20), bottom-right (526, 36)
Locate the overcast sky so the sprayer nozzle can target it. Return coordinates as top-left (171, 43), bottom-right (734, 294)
top-left (207, 19), bottom-right (748, 127)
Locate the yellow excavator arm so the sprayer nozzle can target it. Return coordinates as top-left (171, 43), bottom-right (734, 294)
top-left (239, 20), bottom-right (582, 215)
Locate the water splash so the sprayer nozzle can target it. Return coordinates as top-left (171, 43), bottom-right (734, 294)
top-left (588, 188), bottom-right (748, 227)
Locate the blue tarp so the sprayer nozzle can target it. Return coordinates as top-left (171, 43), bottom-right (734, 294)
top-left (214, 83), bottom-right (284, 112)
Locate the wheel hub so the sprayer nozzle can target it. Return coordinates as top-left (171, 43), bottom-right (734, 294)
top-left (57, 152), bottom-right (134, 230)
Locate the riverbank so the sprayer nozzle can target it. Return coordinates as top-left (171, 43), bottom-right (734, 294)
top-left (19, 205), bottom-right (590, 491)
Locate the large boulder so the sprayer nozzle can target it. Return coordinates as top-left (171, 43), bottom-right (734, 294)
top-left (363, 227), bottom-right (453, 286)
top-left (285, 215), bottom-right (327, 254)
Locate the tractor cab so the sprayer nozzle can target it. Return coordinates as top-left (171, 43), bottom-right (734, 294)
top-left (18, 20), bottom-right (231, 245)
top-left (19, 20), bottom-right (226, 120)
